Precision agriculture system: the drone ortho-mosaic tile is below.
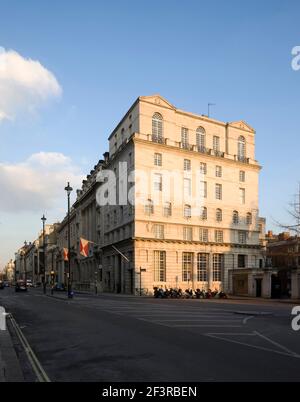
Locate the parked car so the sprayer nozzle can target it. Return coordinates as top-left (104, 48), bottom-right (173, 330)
top-left (0, 281), bottom-right (5, 290)
top-left (26, 279), bottom-right (33, 287)
top-left (15, 281), bottom-right (28, 292)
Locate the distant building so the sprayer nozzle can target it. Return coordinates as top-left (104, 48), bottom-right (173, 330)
top-left (267, 231), bottom-right (300, 299)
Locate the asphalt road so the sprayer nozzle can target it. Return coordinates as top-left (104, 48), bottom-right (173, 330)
top-left (0, 287), bottom-right (300, 382)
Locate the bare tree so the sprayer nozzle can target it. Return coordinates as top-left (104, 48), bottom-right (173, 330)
top-left (274, 184), bottom-right (300, 235)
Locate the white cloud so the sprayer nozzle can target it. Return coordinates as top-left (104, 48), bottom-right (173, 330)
top-left (0, 47), bottom-right (62, 122)
top-left (0, 152), bottom-right (84, 213)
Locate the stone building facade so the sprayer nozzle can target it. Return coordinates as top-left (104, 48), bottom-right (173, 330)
top-left (98, 95), bottom-right (267, 296)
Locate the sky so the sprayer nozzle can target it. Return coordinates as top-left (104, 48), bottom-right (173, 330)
top-left (0, 0), bottom-right (300, 268)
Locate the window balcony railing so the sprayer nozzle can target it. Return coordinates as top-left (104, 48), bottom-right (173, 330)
top-left (197, 145), bottom-right (210, 154)
top-left (152, 135), bottom-right (164, 144)
top-left (181, 142), bottom-right (194, 151)
top-left (212, 149), bottom-right (225, 158)
top-left (235, 155), bottom-right (249, 163)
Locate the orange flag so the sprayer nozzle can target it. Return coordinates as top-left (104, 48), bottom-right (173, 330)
top-left (80, 238), bottom-right (90, 258)
top-left (63, 248), bottom-right (69, 261)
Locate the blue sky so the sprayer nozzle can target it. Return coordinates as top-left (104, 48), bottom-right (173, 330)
top-left (1, 0), bottom-right (300, 267)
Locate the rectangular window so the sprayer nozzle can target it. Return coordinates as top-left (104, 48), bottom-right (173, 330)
top-left (184, 159), bottom-right (191, 171)
top-left (213, 136), bottom-right (220, 152)
top-left (184, 178), bottom-right (191, 198)
top-left (215, 183), bottom-right (222, 200)
top-left (239, 188), bottom-right (245, 204)
top-left (181, 127), bottom-right (189, 148)
top-left (238, 231), bottom-right (247, 244)
top-left (154, 153), bottom-right (162, 166)
top-left (239, 170), bottom-right (245, 182)
top-left (154, 251), bottom-right (166, 282)
top-left (154, 224), bottom-right (164, 239)
top-left (154, 173), bottom-right (162, 191)
top-left (238, 254), bottom-right (246, 268)
top-left (163, 202), bottom-right (172, 217)
top-left (199, 228), bottom-right (209, 242)
top-left (182, 252), bottom-right (193, 282)
top-left (197, 253), bottom-right (208, 281)
top-left (216, 165), bottom-right (222, 177)
top-left (200, 162), bottom-right (207, 175)
top-left (183, 227), bottom-right (193, 241)
top-left (215, 230), bottom-right (223, 243)
top-left (200, 181), bottom-right (207, 198)
top-left (213, 254), bottom-right (223, 281)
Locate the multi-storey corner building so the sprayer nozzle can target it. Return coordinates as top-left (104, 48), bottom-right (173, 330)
top-left (99, 95), bottom-right (267, 296)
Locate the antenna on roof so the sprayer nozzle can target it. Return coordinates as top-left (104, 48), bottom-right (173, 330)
top-left (208, 103), bottom-right (216, 118)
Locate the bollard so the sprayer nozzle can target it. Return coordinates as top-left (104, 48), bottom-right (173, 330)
top-left (0, 306), bottom-right (6, 331)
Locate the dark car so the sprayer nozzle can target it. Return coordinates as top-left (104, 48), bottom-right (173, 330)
top-left (0, 281), bottom-right (5, 290)
top-left (15, 281), bottom-right (28, 292)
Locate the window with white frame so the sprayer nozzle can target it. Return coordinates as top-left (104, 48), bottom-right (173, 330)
top-left (233, 210), bottom-right (239, 224)
top-left (201, 206), bottom-right (207, 220)
top-left (196, 127), bottom-right (206, 151)
top-left (239, 188), bottom-right (245, 204)
top-left (215, 183), bottom-right (222, 200)
top-left (182, 252), bottom-right (193, 281)
top-left (184, 204), bottom-right (192, 219)
top-left (154, 173), bottom-right (162, 191)
top-left (184, 178), bottom-right (191, 198)
top-left (200, 181), bottom-right (207, 198)
top-left (215, 230), bottom-right (224, 243)
top-left (246, 212), bottom-right (252, 225)
top-left (181, 127), bottom-right (189, 148)
top-left (183, 226), bottom-right (193, 241)
top-left (213, 136), bottom-right (220, 152)
top-left (238, 231), bottom-right (247, 244)
top-left (163, 202), bottom-right (172, 217)
top-left (154, 251), bottom-right (166, 282)
top-left (216, 208), bottom-right (222, 222)
top-left (199, 228), bottom-right (209, 242)
top-left (154, 153), bottom-right (162, 166)
top-left (145, 199), bottom-right (154, 215)
top-left (154, 224), bottom-right (164, 239)
top-left (239, 170), bottom-right (245, 182)
top-left (213, 254), bottom-right (223, 281)
top-left (216, 165), bottom-right (222, 177)
top-left (152, 113), bottom-right (163, 142)
top-left (197, 253), bottom-right (208, 281)
top-left (200, 162), bottom-right (207, 175)
top-left (184, 159), bottom-right (191, 171)
top-left (238, 136), bottom-right (246, 160)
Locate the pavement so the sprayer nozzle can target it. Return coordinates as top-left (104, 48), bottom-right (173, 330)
top-left (0, 323), bottom-right (24, 382)
top-left (0, 287), bottom-right (300, 382)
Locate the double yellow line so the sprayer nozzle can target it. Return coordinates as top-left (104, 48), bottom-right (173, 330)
top-left (8, 313), bottom-right (51, 382)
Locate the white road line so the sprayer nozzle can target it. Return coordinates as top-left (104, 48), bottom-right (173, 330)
top-left (243, 315), bottom-right (254, 324)
top-left (254, 331), bottom-right (300, 358)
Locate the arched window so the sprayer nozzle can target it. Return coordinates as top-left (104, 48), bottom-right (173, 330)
top-left (216, 208), bottom-right (222, 222)
top-left (184, 204), bottom-right (191, 219)
top-left (152, 113), bottom-right (163, 143)
top-left (145, 199), bottom-right (154, 215)
top-left (201, 206), bottom-right (207, 220)
top-left (238, 136), bottom-right (246, 160)
top-left (196, 127), bottom-right (206, 152)
top-left (246, 212), bottom-right (252, 225)
top-left (233, 210), bottom-right (239, 224)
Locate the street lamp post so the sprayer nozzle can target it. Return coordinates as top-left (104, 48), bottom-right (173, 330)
top-left (41, 214), bottom-right (47, 294)
top-left (64, 182), bottom-right (73, 299)
top-left (139, 267), bottom-right (146, 296)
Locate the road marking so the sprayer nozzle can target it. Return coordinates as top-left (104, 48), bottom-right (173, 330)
top-left (254, 331), bottom-right (300, 358)
top-left (243, 316), bottom-right (254, 324)
top-left (205, 331), bottom-right (300, 359)
top-left (8, 313), bottom-right (51, 382)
